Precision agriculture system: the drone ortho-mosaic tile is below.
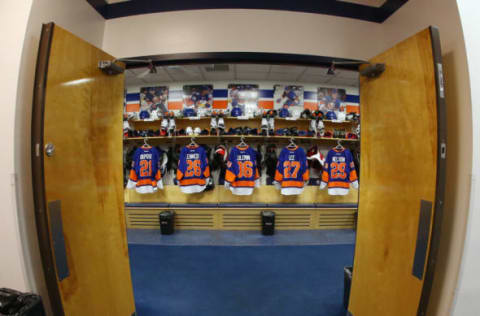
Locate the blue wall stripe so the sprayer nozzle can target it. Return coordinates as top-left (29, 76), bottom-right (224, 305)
top-left (259, 89), bottom-right (273, 98)
top-left (345, 95), bottom-right (360, 103)
top-left (127, 91), bottom-right (360, 103)
top-left (213, 89), bottom-right (228, 98)
top-left (304, 91), bottom-right (316, 99)
top-left (126, 93), bottom-right (140, 102)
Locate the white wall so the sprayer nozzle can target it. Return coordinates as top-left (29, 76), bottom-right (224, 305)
top-left (452, 1), bottom-right (480, 314)
top-left (1, 0), bottom-right (105, 314)
top-left (103, 9), bottom-right (383, 60)
top-left (0, 0), bottom-right (33, 294)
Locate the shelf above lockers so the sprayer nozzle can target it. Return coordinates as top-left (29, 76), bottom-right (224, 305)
top-left (123, 135), bottom-right (359, 145)
top-left (129, 117), bottom-right (359, 126)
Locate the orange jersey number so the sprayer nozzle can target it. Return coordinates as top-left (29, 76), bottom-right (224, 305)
top-left (237, 161), bottom-right (253, 178)
top-left (140, 160), bottom-right (152, 177)
top-left (331, 162), bottom-right (347, 179)
top-left (283, 161), bottom-right (300, 178)
top-left (185, 160), bottom-right (201, 177)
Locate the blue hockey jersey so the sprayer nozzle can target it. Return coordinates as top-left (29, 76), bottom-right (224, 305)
top-left (274, 146), bottom-right (309, 195)
top-left (177, 145), bottom-right (210, 193)
top-left (225, 145), bottom-right (260, 195)
top-left (127, 146), bottom-right (163, 194)
top-left (320, 148), bottom-right (358, 195)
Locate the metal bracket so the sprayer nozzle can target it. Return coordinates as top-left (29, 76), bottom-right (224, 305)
top-left (360, 63), bottom-right (386, 78)
top-left (98, 60), bottom-right (124, 75)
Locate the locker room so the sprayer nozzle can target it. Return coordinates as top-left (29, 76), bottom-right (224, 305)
top-left (122, 62), bottom-right (361, 316)
top-left (10, 1), bottom-right (480, 316)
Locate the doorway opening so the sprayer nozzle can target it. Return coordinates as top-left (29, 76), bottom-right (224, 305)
top-left (122, 61), bottom-right (361, 316)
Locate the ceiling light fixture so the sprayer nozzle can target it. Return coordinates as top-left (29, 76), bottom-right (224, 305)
top-left (327, 63), bottom-right (336, 75)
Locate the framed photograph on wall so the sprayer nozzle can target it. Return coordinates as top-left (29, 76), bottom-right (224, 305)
top-left (273, 85), bottom-right (304, 117)
top-left (317, 87), bottom-right (347, 114)
top-left (228, 84), bottom-right (259, 117)
top-left (182, 85), bottom-right (213, 115)
top-left (139, 86), bottom-right (169, 115)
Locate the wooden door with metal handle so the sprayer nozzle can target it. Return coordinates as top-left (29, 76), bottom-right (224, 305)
top-left (348, 27), bottom-right (446, 316)
top-left (32, 23), bottom-right (135, 315)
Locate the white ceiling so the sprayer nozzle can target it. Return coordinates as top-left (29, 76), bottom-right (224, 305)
top-left (125, 64), bottom-right (359, 87)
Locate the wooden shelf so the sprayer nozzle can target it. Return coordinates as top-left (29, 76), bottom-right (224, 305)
top-left (129, 117), bottom-right (358, 124)
top-left (123, 135), bottom-right (359, 143)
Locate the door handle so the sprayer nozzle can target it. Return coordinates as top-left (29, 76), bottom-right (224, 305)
top-left (48, 200), bottom-right (70, 281)
top-left (45, 143), bottom-right (55, 157)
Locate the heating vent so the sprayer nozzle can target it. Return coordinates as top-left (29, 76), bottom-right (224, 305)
top-left (126, 210), bottom-right (214, 229)
top-left (318, 211), bottom-right (356, 229)
top-left (125, 208), bottom-right (357, 230)
top-left (127, 212), bottom-right (160, 229)
top-left (176, 213), bottom-right (214, 229)
top-left (222, 213), bottom-right (261, 230)
top-left (276, 213), bottom-right (312, 228)
top-left (204, 64), bottom-right (230, 72)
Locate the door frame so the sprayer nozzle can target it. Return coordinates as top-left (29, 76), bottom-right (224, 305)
top-left (417, 26), bottom-right (447, 316)
top-left (31, 22), bottom-right (64, 316)
top-left (31, 23), bottom-right (445, 315)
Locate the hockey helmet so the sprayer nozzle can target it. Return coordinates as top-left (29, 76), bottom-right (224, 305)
top-left (183, 107), bottom-right (197, 117)
top-left (317, 120), bottom-right (325, 137)
top-left (314, 110), bottom-right (324, 120)
top-left (355, 124), bottom-right (360, 137)
top-left (323, 130), bottom-right (333, 138)
top-left (139, 110), bottom-right (150, 120)
top-left (325, 110), bottom-right (337, 120)
top-left (231, 106), bottom-right (243, 117)
top-left (300, 109), bottom-right (312, 119)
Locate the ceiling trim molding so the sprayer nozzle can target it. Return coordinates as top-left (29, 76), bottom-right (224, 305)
top-left (123, 52), bottom-right (366, 71)
top-left (86, 0), bottom-right (108, 19)
top-left (87, 0), bottom-right (408, 23)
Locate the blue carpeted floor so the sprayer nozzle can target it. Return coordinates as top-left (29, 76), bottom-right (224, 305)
top-left (128, 230), bottom-right (355, 316)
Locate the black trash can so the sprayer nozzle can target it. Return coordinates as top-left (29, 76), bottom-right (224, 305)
top-left (261, 211), bottom-right (275, 235)
top-left (159, 211), bottom-right (175, 235)
top-left (0, 288), bottom-right (45, 316)
top-left (343, 266), bottom-right (353, 310)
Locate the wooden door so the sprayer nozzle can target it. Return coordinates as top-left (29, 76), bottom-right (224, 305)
top-left (32, 23), bottom-right (135, 315)
top-left (348, 27), bottom-right (446, 315)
